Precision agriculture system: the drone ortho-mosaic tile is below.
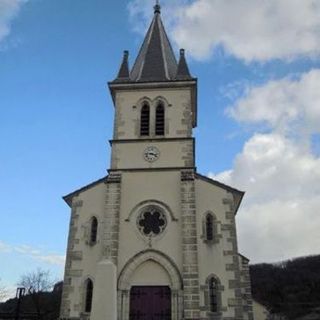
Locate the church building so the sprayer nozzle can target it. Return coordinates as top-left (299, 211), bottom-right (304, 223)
top-left (60, 3), bottom-right (254, 320)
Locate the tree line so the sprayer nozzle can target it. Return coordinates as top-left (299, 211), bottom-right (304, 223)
top-left (250, 254), bottom-right (320, 319)
top-left (0, 269), bottom-right (61, 320)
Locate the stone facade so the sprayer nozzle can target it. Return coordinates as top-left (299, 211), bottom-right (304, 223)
top-left (60, 4), bottom-right (254, 320)
top-left (60, 170), bottom-right (254, 320)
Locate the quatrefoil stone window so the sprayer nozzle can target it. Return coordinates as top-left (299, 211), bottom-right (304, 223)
top-left (137, 207), bottom-right (167, 237)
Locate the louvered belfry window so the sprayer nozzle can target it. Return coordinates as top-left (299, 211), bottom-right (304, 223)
top-left (85, 279), bottom-right (93, 313)
top-left (140, 104), bottom-right (150, 136)
top-left (155, 103), bottom-right (165, 135)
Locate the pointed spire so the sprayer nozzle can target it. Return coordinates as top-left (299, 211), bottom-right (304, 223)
top-left (114, 50), bottom-right (130, 82)
top-left (111, 2), bottom-right (194, 83)
top-left (130, 4), bottom-right (178, 82)
top-left (176, 49), bottom-right (192, 80)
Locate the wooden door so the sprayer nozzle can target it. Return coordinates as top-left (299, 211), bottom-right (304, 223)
top-left (129, 286), bottom-right (171, 320)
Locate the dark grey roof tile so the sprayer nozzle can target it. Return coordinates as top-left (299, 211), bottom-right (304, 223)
top-left (130, 9), bottom-right (177, 82)
top-left (112, 4), bottom-right (193, 83)
top-left (176, 49), bottom-right (192, 80)
top-left (114, 50), bottom-right (130, 82)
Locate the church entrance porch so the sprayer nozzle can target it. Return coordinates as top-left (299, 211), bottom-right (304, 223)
top-left (129, 286), bottom-right (171, 320)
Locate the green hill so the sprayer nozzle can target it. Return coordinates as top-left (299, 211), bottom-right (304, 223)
top-left (250, 254), bottom-right (320, 319)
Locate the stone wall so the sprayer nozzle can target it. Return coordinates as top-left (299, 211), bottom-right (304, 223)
top-left (181, 169), bottom-right (200, 320)
top-left (102, 172), bottom-right (122, 265)
top-left (60, 199), bottom-right (83, 319)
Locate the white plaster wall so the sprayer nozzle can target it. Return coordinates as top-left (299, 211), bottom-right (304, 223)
top-left (91, 260), bottom-right (117, 320)
top-left (195, 178), bottom-right (237, 318)
top-left (111, 139), bottom-right (193, 169)
top-left (130, 260), bottom-right (171, 286)
top-left (67, 181), bottom-right (106, 317)
top-left (113, 87), bottom-right (193, 140)
top-left (253, 300), bottom-right (269, 320)
top-left (117, 170), bottom-right (183, 279)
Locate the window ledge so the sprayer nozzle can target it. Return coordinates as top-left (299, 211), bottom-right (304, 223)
top-left (207, 311), bottom-right (222, 320)
top-left (86, 240), bottom-right (97, 247)
top-left (202, 235), bottom-right (221, 244)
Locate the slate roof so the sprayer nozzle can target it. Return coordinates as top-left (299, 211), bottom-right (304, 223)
top-left (113, 4), bottom-right (193, 83)
top-left (114, 50), bottom-right (130, 81)
top-left (63, 176), bottom-right (108, 207)
top-left (176, 49), bottom-right (192, 80)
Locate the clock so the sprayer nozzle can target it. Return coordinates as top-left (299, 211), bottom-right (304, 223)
top-left (143, 146), bottom-right (160, 162)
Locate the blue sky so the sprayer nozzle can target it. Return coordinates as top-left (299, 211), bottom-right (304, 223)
top-left (1, 0), bottom-right (320, 298)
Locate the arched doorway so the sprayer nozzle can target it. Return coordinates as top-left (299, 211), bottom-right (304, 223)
top-left (118, 250), bottom-right (183, 320)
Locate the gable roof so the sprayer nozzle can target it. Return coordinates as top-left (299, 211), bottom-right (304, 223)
top-left (63, 176), bottom-right (108, 207)
top-left (195, 173), bottom-right (245, 215)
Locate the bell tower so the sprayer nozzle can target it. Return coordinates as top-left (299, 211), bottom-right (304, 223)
top-left (108, 3), bottom-right (197, 172)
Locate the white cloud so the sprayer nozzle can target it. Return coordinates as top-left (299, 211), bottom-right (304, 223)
top-left (0, 242), bottom-right (64, 300)
top-left (236, 197), bottom-right (320, 262)
top-left (214, 134), bottom-right (320, 202)
top-left (129, 0), bottom-right (320, 62)
top-left (0, 240), bottom-right (65, 266)
top-left (0, 284), bottom-right (16, 302)
top-left (227, 70), bottom-right (320, 135)
top-left (14, 244), bottom-right (41, 255)
top-left (127, 0), bottom-right (185, 35)
top-left (0, 240), bottom-right (12, 253)
top-left (0, 0), bottom-right (27, 44)
top-left (37, 254), bottom-right (65, 266)
top-left (210, 69), bottom-right (320, 263)
top-left (211, 133), bottom-right (320, 263)
top-left (14, 245), bottom-right (65, 266)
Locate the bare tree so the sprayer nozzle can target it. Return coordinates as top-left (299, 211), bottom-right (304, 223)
top-left (0, 278), bottom-right (7, 301)
top-left (18, 268), bottom-right (54, 319)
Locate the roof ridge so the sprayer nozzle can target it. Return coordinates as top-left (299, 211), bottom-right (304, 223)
top-left (129, 16), bottom-right (156, 81)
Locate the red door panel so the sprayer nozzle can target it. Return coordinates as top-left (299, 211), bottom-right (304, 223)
top-left (129, 286), bottom-right (171, 320)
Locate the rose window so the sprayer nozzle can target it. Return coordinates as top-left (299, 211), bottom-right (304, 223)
top-left (137, 207), bottom-right (167, 237)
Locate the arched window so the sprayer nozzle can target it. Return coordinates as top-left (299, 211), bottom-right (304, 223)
top-left (155, 103), bottom-right (165, 135)
top-left (85, 279), bottom-right (93, 313)
top-left (206, 214), bottom-right (213, 241)
top-left (140, 104), bottom-right (150, 136)
top-left (208, 277), bottom-right (218, 312)
top-left (90, 217), bottom-right (98, 244)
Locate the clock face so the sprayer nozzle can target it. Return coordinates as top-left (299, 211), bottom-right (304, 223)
top-left (143, 146), bottom-right (160, 162)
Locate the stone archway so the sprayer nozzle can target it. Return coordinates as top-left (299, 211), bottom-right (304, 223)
top-left (117, 250), bottom-right (183, 320)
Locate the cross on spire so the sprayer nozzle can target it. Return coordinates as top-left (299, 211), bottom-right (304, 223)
top-left (154, 0), bottom-right (161, 14)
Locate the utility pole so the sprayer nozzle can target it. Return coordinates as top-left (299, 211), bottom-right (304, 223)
top-left (15, 287), bottom-right (25, 320)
